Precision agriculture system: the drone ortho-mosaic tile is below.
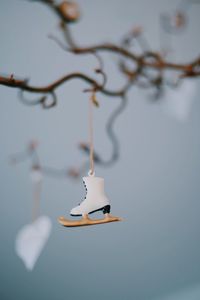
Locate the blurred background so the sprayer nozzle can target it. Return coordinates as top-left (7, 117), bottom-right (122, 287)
top-left (0, 0), bottom-right (200, 299)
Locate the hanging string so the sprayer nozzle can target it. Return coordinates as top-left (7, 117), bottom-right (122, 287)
top-left (89, 92), bottom-right (95, 175)
top-left (31, 167), bottom-right (43, 222)
top-left (32, 180), bottom-right (42, 222)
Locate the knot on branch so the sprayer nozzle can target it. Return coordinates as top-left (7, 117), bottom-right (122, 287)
top-left (57, 1), bottom-right (80, 23)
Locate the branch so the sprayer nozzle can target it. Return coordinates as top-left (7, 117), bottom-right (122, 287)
top-left (2, 0), bottom-right (200, 172)
top-left (0, 71), bottom-right (129, 108)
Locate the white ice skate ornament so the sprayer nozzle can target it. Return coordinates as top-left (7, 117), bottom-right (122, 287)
top-left (58, 173), bottom-right (122, 227)
top-left (15, 216), bottom-right (52, 271)
top-left (58, 92), bottom-right (122, 227)
top-left (162, 80), bottom-right (196, 121)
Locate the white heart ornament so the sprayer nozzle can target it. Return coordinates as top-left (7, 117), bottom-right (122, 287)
top-left (15, 216), bottom-right (52, 271)
top-left (162, 80), bottom-right (196, 122)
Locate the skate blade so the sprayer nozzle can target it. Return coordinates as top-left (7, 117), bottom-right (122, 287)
top-left (58, 214), bottom-right (122, 227)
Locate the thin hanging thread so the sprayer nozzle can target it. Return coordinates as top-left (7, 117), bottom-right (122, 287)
top-left (89, 92), bottom-right (95, 175)
top-left (32, 181), bottom-right (42, 222)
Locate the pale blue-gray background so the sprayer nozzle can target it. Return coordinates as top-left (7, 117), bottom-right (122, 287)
top-left (0, 0), bottom-right (200, 299)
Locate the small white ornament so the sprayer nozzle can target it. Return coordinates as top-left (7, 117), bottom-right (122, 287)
top-left (30, 169), bottom-right (43, 183)
top-left (58, 175), bottom-right (122, 227)
top-left (15, 216), bottom-right (52, 271)
top-left (162, 80), bottom-right (196, 122)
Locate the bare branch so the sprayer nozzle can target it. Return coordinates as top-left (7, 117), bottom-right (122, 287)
top-left (2, 0), bottom-right (200, 171)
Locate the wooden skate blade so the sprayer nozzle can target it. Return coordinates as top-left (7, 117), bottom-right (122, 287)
top-left (58, 215), bottom-right (122, 227)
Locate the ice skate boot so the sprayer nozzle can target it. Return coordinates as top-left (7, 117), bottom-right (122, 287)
top-left (58, 174), bottom-right (122, 227)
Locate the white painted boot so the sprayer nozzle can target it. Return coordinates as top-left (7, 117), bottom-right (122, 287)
top-left (58, 173), bottom-right (122, 227)
top-left (70, 175), bottom-right (110, 216)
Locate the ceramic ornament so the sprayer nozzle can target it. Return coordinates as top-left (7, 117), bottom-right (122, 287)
top-left (162, 80), bottom-right (196, 121)
top-left (15, 216), bottom-right (52, 271)
top-left (15, 167), bottom-right (51, 271)
top-left (58, 92), bottom-right (122, 227)
top-left (30, 167), bottom-right (43, 183)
